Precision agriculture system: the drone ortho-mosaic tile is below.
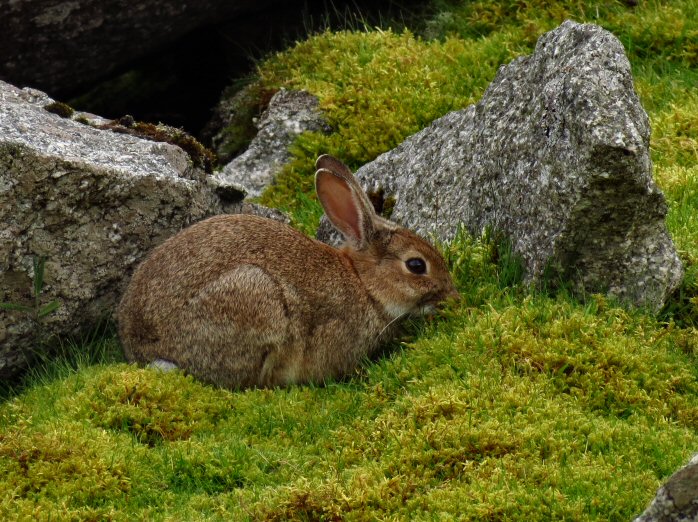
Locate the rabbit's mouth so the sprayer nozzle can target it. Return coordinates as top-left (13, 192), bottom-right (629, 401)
top-left (419, 294), bottom-right (450, 310)
top-left (414, 300), bottom-right (441, 317)
top-left (416, 291), bottom-right (459, 316)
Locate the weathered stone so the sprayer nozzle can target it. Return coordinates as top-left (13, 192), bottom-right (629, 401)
top-left (0, 80), bottom-right (215, 378)
top-left (0, 80), bottom-right (284, 380)
top-left (211, 89), bottom-right (330, 199)
top-left (318, 20), bottom-right (682, 310)
top-left (635, 454), bottom-right (698, 522)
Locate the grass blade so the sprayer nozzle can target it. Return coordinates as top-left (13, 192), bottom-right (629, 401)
top-left (38, 301), bottom-right (60, 318)
top-left (33, 255), bottom-right (46, 297)
top-left (0, 302), bottom-right (34, 313)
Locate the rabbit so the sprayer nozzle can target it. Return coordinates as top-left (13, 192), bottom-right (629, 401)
top-left (118, 155), bottom-right (459, 389)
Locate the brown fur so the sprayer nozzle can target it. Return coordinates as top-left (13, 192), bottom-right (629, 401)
top-left (118, 156), bottom-right (458, 389)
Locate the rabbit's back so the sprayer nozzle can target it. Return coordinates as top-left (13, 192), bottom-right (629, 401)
top-left (119, 214), bottom-right (385, 388)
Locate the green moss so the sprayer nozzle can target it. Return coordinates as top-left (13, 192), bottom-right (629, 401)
top-left (250, 29), bottom-right (513, 224)
top-left (73, 114), bottom-right (91, 125)
top-left (43, 101), bottom-right (74, 118)
top-left (652, 160), bottom-right (698, 329)
top-left (426, 0), bottom-right (698, 71)
top-left (0, 417), bottom-right (134, 521)
top-left (649, 94), bottom-right (698, 168)
top-left (63, 366), bottom-right (234, 446)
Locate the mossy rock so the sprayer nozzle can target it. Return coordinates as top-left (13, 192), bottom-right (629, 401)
top-left (99, 115), bottom-right (217, 173)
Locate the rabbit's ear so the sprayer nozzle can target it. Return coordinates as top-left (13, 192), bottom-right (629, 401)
top-left (315, 154), bottom-right (354, 178)
top-left (316, 163), bottom-right (376, 249)
top-left (315, 156), bottom-right (377, 220)
top-left (315, 156), bottom-right (374, 214)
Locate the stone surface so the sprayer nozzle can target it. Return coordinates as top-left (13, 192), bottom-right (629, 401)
top-left (0, 0), bottom-right (283, 95)
top-left (318, 20), bottom-right (682, 310)
top-left (0, 80), bottom-right (284, 380)
top-left (635, 454), bottom-right (698, 522)
top-left (211, 89), bottom-right (330, 199)
top-left (202, 83), bottom-right (274, 165)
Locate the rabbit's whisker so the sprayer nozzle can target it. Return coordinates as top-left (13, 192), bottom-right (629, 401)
top-left (376, 312), bottom-right (409, 342)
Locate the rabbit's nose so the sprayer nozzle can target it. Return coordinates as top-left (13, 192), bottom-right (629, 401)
top-left (445, 286), bottom-right (461, 302)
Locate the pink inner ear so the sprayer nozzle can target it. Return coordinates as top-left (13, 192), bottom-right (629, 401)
top-left (317, 170), bottom-right (363, 243)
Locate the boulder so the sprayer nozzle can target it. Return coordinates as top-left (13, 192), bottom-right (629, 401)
top-left (635, 454), bottom-right (698, 522)
top-left (0, 0), bottom-right (284, 96)
top-left (318, 20), bottom-right (682, 310)
top-left (211, 89), bottom-right (330, 198)
top-left (0, 80), bottom-right (283, 380)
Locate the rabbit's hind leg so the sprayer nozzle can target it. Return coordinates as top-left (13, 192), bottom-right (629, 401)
top-left (177, 264), bottom-right (296, 389)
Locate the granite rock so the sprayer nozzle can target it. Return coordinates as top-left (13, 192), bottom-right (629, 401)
top-left (635, 454), bottom-right (698, 522)
top-left (211, 89), bottom-right (330, 199)
top-left (318, 20), bottom-right (682, 310)
top-left (0, 80), bottom-right (283, 380)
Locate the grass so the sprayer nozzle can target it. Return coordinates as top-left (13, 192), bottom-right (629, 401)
top-left (2, 0), bottom-right (698, 520)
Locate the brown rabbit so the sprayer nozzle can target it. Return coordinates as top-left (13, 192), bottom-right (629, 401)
top-left (118, 155), bottom-right (458, 389)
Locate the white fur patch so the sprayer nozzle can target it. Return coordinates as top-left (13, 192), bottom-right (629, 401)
top-left (149, 359), bottom-right (179, 372)
top-left (383, 302), bottom-right (414, 319)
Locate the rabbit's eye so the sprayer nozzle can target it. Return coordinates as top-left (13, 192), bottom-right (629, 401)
top-left (406, 257), bottom-right (427, 275)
